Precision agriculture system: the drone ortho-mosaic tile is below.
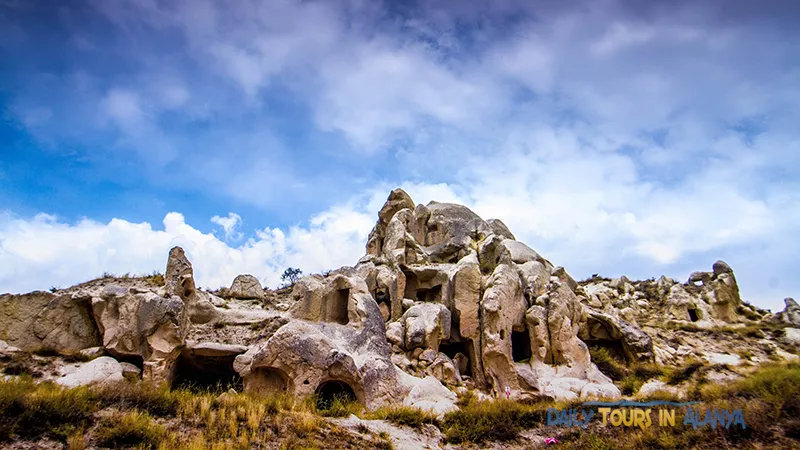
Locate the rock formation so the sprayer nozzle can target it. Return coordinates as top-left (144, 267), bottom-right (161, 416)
top-left (0, 188), bottom-right (795, 413)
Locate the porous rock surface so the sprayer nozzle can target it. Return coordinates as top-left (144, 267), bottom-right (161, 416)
top-left (0, 188), bottom-right (796, 412)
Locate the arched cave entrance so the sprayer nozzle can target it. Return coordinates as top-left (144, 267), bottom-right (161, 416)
top-left (511, 328), bottom-right (532, 363)
top-left (172, 349), bottom-right (243, 392)
top-left (323, 288), bottom-right (350, 325)
top-left (314, 380), bottom-right (357, 410)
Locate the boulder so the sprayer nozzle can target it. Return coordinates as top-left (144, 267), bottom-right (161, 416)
top-left (486, 219), bottom-right (515, 240)
top-left (120, 362), bottom-right (142, 381)
top-left (638, 380), bottom-right (684, 399)
top-left (56, 356), bottom-right (124, 388)
top-left (0, 292), bottom-right (100, 354)
top-left (399, 372), bottom-right (458, 417)
top-left (402, 303), bottom-right (451, 351)
top-left (783, 328), bottom-right (800, 346)
top-left (0, 340), bottom-right (21, 355)
top-left (228, 275), bottom-right (265, 299)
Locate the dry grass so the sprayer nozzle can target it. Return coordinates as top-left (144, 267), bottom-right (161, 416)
top-left (363, 405), bottom-right (439, 429)
top-left (2, 362), bottom-right (798, 448)
top-left (94, 411), bottom-right (165, 449)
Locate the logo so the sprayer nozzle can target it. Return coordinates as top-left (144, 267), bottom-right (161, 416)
top-left (546, 400), bottom-right (746, 430)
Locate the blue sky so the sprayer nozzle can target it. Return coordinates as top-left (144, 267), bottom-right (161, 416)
top-left (1, 0), bottom-right (798, 312)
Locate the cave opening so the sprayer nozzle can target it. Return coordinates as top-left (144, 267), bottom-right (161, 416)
top-left (172, 352), bottom-right (242, 393)
top-left (439, 340), bottom-right (472, 376)
top-left (403, 270), bottom-right (419, 300)
top-left (687, 308), bottom-right (699, 322)
top-left (314, 380), bottom-right (357, 410)
top-left (324, 288), bottom-right (350, 325)
top-left (511, 329), bottom-right (532, 362)
top-left (375, 290), bottom-right (391, 322)
top-left (402, 269), bottom-right (443, 303)
top-left (415, 285), bottom-right (442, 303)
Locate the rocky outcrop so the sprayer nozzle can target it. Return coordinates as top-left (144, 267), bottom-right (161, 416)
top-left (92, 289), bottom-right (189, 382)
top-left (356, 189), bottom-right (621, 400)
top-left (0, 292), bottom-right (100, 353)
top-left (228, 275), bottom-right (265, 300)
top-left (775, 298), bottom-right (800, 327)
top-left (235, 272), bottom-right (406, 410)
top-left (1, 187), bottom-right (794, 413)
top-left (579, 307), bottom-right (654, 363)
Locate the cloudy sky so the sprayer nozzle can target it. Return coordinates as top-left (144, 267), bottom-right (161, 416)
top-left (1, 0), bottom-right (798, 312)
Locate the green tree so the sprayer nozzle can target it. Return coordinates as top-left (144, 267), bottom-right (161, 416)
top-left (281, 267), bottom-right (302, 286)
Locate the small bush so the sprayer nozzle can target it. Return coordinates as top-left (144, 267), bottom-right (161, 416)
top-left (731, 362), bottom-right (800, 417)
top-left (141, 271), bottom-right (165, 287)
top-left (94, 411), bottom-right (164, 449)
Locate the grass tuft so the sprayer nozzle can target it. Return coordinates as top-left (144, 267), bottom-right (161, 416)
top-left (94, 411), bottom-right (165, 449)
top-left (364, 406), bottom-right (438, 429)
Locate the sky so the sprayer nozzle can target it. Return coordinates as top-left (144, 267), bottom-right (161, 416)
top-left (0, 0), bottom-right (798, 312)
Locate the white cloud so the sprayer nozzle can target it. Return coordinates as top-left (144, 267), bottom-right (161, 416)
top-left (0, 205), bottom-right (374, 294)
top-left (3, 0), bottom-right (799, 314)
top-left (210, 212), bottom-right (243, 241)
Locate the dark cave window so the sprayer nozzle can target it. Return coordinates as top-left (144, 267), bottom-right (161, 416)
top-left (315, 380), bottom-right (357, 410)
top-left (172, 352), bottom-right (243, 392)
top-left (511, 329), bottom-right (532, 362)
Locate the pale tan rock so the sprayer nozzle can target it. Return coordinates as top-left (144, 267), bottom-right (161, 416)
top-left (56, 356), bottom-right (124, 387)
top-left (228, 275), bottom-right (265, 299)
top-left (0, 292), bottom-right (100, 354)
top-left (402, 303), bottom-right (451, 351)
top-left (777, 298), bottom-right (800, 326)
top-left (638, 380), bottom-right (684, 399)
top-left (398, 372), bottom-right (458, 417)
top-left (486, 219), bottom-right (515, 240)
top-left (0, 340), bottom-right (21, 355)
top-left (452, 254), bottom-right (481, 340)
top-left (92, 290), bottom-right (189, 383)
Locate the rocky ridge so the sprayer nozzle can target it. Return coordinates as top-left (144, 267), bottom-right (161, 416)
top-left (0, 188), bottom-right (797, 413)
